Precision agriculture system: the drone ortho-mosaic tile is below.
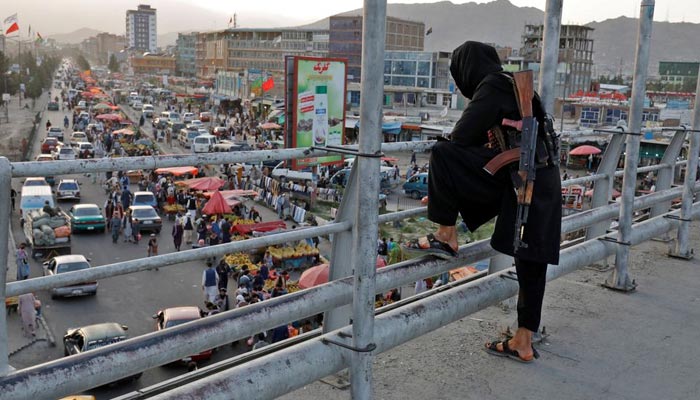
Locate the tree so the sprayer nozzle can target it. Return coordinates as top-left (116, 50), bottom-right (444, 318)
top-left (108, 54), bottom-right (120, 73)
top-left (76, 54), bottom-right (91, 72)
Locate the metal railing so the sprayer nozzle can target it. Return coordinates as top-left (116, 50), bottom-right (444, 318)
top-left (2, 0), bottom-right (700, 398)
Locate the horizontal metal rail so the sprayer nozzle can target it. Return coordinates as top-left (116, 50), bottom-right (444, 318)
top-left (0, 239), bottom-right (497, 399)
top-left (10, 182), bottom-right (695, 298)
top-left (143, 202), bottom-right (700, 400)
top-left (113, 269), bottom-right (490, 400)
top-left (561, 182), bottom-right (699, 234)
top-left (10, 141), bottom-right (435, 178)
top-left (561, 159), bottom-right (688, 187)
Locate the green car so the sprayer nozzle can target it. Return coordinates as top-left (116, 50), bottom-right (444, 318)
top-left (69, 204), bottom-right (106, 233)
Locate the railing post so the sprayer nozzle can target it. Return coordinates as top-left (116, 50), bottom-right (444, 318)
top-left (649, 127), bottom-right (687, 223)
top-left (670, 65), bottom-right (700, 259)
top-left (348, 0), bottom-right (386, 398)
top-left (0, 157), bottom-right (13, 376)
top-left (605, 0), bottom-right (655, 291)
top-left (585, 130), bottom-right (626, 240)
top-left (537, 0), bottom-right (563, 113)
top-left (324, 165), bottom-right (359, 331)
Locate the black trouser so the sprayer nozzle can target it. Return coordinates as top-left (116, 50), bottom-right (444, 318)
top-left (428, 141), bottom-right (551, 333)
top-left (514, 258), bottom-right (547, 332)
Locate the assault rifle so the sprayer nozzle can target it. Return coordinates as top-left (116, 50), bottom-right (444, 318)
top-left (482, 70), bottom-right (538, 250)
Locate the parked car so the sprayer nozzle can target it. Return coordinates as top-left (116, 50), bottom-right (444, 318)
top-left (76, 142), bottom-right (95, 159)
top-left (43, 255), bottom-right (98, 298)
top-left (152, 307), bottom-right (213, 363)
top-left (129, 205), bottom-right (162, 233)
top-left (69, 132), bottom-right (88, 147)
top-left (47, 127), bottom-right (65, 141)
top-left (63, 323), bottom-right (142, 382)
top-left (68, 204), bottom-right (106, 233)
top-left (47, 101), bottom-right (59, 111)
top-left (199, 112), bottom-right (212, 122)
top-left (41, 137), bottom-right (62, 154)
top-left (53, 145), bottom-right (76, 161)
top-left (403, 172), bottom-right (429, 199)
top-left (56, 179), bottom-right (81, 201)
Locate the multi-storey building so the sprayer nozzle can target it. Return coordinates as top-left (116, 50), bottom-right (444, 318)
top-left (126, 4), bottom-right (157, 52)
top-left (195, 30), bottom-right (230, 79)
top-left (658, 61), bottom-right (699, 88)
top-left (329, 15), bottom-right (425, 82)
top-left (96, 33), bottom-right (126, 63)
top-left (520, 24), bottom-right (594, 99)
top-left (175, 33), bottom-right (197, 77)
top-left (130, 54), bottom-right (175, 75)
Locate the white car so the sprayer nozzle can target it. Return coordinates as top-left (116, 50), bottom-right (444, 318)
top-left (56, 179), bottom-right (81, 201)
top-left (132, 100), bottom-right (143, 110)
top-left (142, 104), bottom-right (154, 118)
top-left (53, 145), bottom-right (76, 161)
top-left (69, 132), bottom-right (88, 147)
top-left (182, 112), bottom-right (195, 123)
top-left (189, 119), bottom-right (203, 128)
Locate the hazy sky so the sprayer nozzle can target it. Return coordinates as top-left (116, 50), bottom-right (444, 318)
top-left (3, 0), bottom-right (698, 37)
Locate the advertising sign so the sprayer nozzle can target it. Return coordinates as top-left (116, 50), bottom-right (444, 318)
top-left (562, 185), bottom-right (584, 210)
top-left (290, 57), bottom-right (346, 168)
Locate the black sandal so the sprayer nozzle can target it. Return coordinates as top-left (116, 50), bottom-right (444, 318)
top-left (483, 339), bottom-right (539, 363)
top-left (402, 233), bottom-right (458, 258)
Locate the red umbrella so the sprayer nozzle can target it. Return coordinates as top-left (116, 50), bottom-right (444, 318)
top-left (569, 145), bottom-right (602, 156)
top-left (201, 190), bottom-right (231, 215)
top-left (180, 177), bottom-right (226, 191)
top-left (96, 113), bottom-right (123, 121)
top-left (299, 264), bottom-right (329, 289)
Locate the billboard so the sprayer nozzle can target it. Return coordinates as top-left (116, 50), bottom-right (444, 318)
top-left (289, 56), bottom-right (347, 168)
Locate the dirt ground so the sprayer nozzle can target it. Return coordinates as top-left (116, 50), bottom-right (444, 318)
top-left (0, 91), bottom-right (47, 161)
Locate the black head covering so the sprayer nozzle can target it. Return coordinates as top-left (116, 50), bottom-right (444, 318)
top-left (450, 41), bottom-right (503, 99)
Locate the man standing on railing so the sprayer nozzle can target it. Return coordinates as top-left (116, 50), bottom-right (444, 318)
top-left (403, 41), bottom-right (561, 363)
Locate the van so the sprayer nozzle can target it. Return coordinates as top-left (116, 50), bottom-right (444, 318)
top-left (192, 134), bottom-right (218, 153)
top-left (178, 128), bottom-right (201, 148)
top-left (20, 185), bottom-right (54, 220)
top-left (330, 166), bottom-right (398, 189)
top-left (402, 172), bottom-right (429, 199)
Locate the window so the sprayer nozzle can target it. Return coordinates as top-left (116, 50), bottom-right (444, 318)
top-left (580, 106), bottom-right (600, 126)
top-left (417, 61), bottom-right (430, 76)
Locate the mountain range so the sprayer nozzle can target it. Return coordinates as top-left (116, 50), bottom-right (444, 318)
top-left (48, 0), bottom-right (699, 76)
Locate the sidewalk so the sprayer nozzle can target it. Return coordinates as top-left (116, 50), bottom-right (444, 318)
top-left (281, 222), bottom-right (700, 400)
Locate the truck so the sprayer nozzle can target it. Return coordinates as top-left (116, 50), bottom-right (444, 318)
top-left (23, 208), bottom-right (72, 259)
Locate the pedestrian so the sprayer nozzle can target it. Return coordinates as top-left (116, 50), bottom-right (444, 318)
top-left (10, 187), bottom-right (16, 211)
top-left (16, 243), bottom-right (30, 281)
top-left (215, 258), bottom-right (232, 291)
top-left (121, 187), bottom-right (133, 209)
top-left (183, 214), bottom-right (194, 244)
top-left (237, 266), bottom-right (252, 291)
top-left (110, 212), bottom-right (121, 243)
top-left (201, 262), bottom-right (219, 303)
top-left (122, 210), bottom-right (134, 243)
top-left (410, 150), bottom-right (417, 165)
top-left (18, 292), bottom-right (38, 337)
top-left (276, 193), bottom-right (286, 219)
top-left (215, 287), bottom-right (230, 312)
top-left (172, 219), bottom-right (184, 251)
top-left (147, 234), bottom-right (158, 257)
top-left (403, 41), bottom-right (561, 363)
top-left (221, 217), bottom-right (232, 243)
top-left (196, 217), bottom-right (208, 242)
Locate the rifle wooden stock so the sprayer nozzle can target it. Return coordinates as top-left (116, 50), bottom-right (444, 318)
top-left (513, 71), bottom-right (534, 119)
top-left (483, 148), bottom-right (520, 175)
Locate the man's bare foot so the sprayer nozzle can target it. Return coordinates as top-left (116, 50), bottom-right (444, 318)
top-left (434, 227), bottom-right (459, 253)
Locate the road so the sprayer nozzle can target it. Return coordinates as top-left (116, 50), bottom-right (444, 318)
top-left (9, 89), bottom-right (424, 397)
top-left (10, 98), bottom-right (252, 398)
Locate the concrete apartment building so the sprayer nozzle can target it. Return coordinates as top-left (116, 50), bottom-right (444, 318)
top-left (520, 24), bottom-right (594, 99)
top-left (130, 53), bottom-right (176, 75)
top-left (126, 4), bottom-right (157, 52)
top-left (195, 28), bottom-right (329, 97)
top-left (175, 32), bottom-right (197, 77)
top-left (658, 61), bottom-right (699, 88)
top-left (329, 15), bottom-right (425, 82)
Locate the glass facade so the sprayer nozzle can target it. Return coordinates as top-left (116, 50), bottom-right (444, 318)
top-left (382, 51), bottom-right (451, 89)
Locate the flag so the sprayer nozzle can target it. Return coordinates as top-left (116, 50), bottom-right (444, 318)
top-left (36, 32), bottom-right (43, 43)
top-left (229, 16), bottom-right (233, 26)
top-left (262, 77), bottom-right (274, 92)
top-left (425, 27), bottom-right (432, 36)
top-left (4, 14), bottom-right (19, 35)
